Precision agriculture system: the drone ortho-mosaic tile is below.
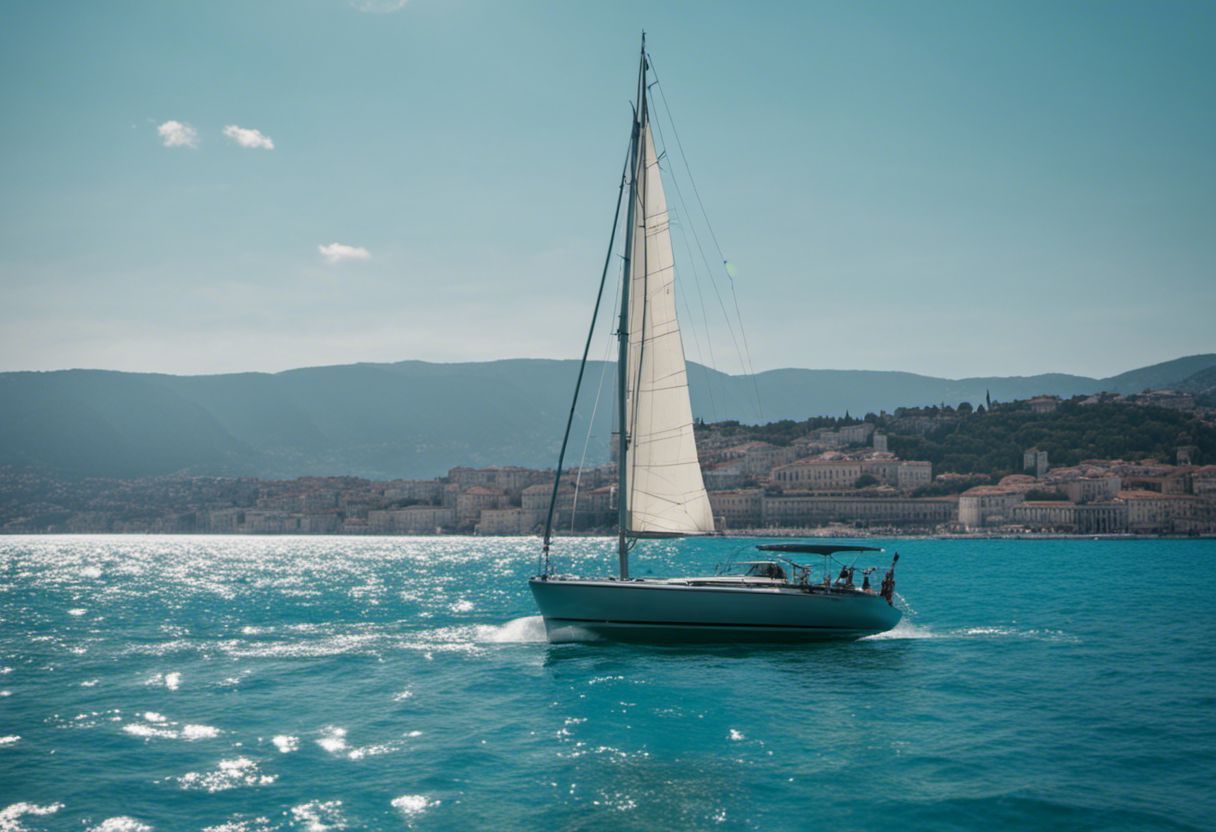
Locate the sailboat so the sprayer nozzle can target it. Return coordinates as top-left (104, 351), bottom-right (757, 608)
top-left (529, 36), bottom-right (902, 643)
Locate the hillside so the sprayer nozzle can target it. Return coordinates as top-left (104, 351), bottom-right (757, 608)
top-left (1, 354), bottom-right (1213, 479)
top-left (885, 400), bottom-right (1215, 476)
top-left (1177, 366), bottom-right (1216, 407)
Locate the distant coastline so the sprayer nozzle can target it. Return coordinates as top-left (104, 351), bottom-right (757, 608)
top-left (3, 529), bottom-right (1213, 542)
top-left (3, 386), bottom-right (1214, 538)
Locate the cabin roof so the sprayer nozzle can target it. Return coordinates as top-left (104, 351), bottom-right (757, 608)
top-left (756, 543), bottom-right (884, 555)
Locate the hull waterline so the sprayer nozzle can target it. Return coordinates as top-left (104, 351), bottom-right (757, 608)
top-left (529, 577), bottom-right (902, 644)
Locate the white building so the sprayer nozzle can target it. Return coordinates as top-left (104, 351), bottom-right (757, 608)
top-left (708, 489), bottom-right (763, 529)
top-left (760, 494), bottom-right (956, 528)
top-left (959, 487), bottom-right (1026, 529)
top-left (1060, 476), bottom-right (1122, 504)
top-left (476, 508), bottom-right (540, 535)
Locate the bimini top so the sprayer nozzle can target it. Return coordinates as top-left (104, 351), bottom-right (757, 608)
top-left (756, 543), bottom-right (884, 556)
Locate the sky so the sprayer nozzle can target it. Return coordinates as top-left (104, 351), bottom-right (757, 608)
top-left (1, 0), bottom-right (1213, 380)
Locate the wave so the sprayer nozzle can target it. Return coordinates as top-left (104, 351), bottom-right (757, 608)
top-left (864, 619), bottom-right (1078, 643)
top-left (88, 819), bottom-right (153, 832)
top-left (473, 616), bottom-right (548, 644)
top-left (174, 757), bottom-right (277, 792)
top-left (0, 802), bottom-right (64, 830)
top-left (863, 619), bottom-right (936, 640)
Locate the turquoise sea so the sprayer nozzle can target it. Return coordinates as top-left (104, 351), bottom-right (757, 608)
top-left (1, 536), bottom-right (1213, 831)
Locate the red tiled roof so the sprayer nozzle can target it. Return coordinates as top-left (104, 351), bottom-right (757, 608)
top-left (1117, 490), bottom-right (1196, 501)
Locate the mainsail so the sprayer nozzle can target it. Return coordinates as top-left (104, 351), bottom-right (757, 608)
top-left (623, 107), bottom-right (715, 536)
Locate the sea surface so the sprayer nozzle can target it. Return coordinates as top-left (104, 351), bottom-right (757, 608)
top-left (1, 536), bottom-right (1213, 831)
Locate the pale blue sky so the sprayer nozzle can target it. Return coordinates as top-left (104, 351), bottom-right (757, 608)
top-left (1, 0), bottom-right (1213, 379)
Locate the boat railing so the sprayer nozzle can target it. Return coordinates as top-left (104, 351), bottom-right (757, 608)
top-left (762, 554), bottom-right (898, 605)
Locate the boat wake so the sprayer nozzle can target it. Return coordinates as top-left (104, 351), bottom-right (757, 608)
top-left (863, 593), bottom-right (1075, 642)
top-left (473, 616), bottom-right (548, 644)
top-left (863, 619), bottom-right (1077, 643)
top-left (862, 619), bottom-right (936, 640)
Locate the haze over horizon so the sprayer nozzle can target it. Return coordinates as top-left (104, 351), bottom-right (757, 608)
top-left (2, 1), bottom-right (1213, 381)
top-left (10, 351), bottom-right (1216, 385)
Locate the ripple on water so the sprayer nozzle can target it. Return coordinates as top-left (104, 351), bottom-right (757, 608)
top-left (3, 536), bottom-right (1213, 831)
top-left (392, 794), bottom-right (438, 820)
top-left (313, 725), bottom-right (414, 761)
top-left (200, 817), bottom-right (274, 832)
top-left (200, 818), bottom-right (275, 832)
top-left (123, 722), bottom-right (177, 740)
top-left (121, 713), bottom-right (220, 742)
top-left (144, 671), bottom-right (181, 691)
top-left (87, 818), bottom-right (153, 832)
top-left (290, 800), bottom-right (346, 832)
top-left (175, 758), bottom-right (276, 792)
top-left (0, 802), bottom-right (64, 829)
top-left (181, 724), bottom-right (221, 740)
top-left (316, 726), bottom-right (348, 755)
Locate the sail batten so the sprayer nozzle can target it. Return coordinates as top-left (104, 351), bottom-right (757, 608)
top-left (622, 106), bottom-right (714, 538)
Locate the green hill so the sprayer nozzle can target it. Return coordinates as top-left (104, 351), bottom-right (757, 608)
top-left (886, 400), bottom-right (1214, 475)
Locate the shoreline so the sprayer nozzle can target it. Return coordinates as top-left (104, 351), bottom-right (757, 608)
top-left (1, 531), bottom-right (1213, 541)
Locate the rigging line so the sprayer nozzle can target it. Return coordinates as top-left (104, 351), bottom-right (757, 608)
top-left (668, 200), bottom-right (719, 424)
top-left (676, 282), bottom-right (715, 422)
top-left (569, 336), bottom-right (616, 534)
top-left (651, 113), bottom-right (721, 422)
top-left (570, 261), bottom-right (623, 534)
top-left (670, 193), bottom-right (723, 422)
top-left (653, 128), bottom-right (745, 384)
top-left (542, 134), bottom-right (633, 564)
top-left (645, 56), bottom-right (727, 260)
top-left (730, 271), bottom-right (764, 422)
top-left (647, 100), bottom-right (747, 381)
top-left (648, 57), bottom-right (765, 422)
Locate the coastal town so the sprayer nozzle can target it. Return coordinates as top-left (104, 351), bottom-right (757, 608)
top-left (3, 390), bottom-right (1214, 537)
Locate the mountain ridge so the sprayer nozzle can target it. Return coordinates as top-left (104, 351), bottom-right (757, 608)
top-left (2, 353), bottom-right (1212, 480)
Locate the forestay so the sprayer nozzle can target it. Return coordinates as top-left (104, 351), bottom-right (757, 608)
top-left (623, 107), bottom-right (714, 536)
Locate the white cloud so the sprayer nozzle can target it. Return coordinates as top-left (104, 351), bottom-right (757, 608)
top-left (222, 125), bottom-right (275, 150)
top-left (351, 0), bottom-right (409, 12)
top-left (157, 120), bottom-right (199, 149)
top-left (318, 243), bottom-right (372, 264)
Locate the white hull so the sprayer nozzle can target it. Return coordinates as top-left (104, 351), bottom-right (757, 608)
top-left (529, 577), bottom-right (901, 643)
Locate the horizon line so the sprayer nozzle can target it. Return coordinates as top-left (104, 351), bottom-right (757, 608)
top-left (2, 351), bottom-right (1213, 384)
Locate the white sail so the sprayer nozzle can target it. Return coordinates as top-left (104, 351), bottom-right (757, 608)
top-left (623, 109), bottom-right (715, 536)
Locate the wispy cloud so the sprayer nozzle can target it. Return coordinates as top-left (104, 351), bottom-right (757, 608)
top-left (351, 0), bottom-right (409, 12)
top-left (222, 125), bottom-right (275, 150)
top-left (157, 120), bottom-right (199, 149)
top-left (319, 243), bottom-right (371, 264)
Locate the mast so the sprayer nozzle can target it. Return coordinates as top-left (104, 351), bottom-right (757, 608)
top-left (539, 143), bottom-right (631, 574)
top-left (617, 33), bottom-right (647, 580)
